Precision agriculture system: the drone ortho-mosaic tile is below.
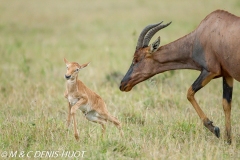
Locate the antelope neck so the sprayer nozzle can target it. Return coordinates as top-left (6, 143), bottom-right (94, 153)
top-left (153, 31), bottom-right (202, 72)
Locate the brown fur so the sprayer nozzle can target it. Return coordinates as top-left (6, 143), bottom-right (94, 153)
top-left (120, 10), bottom-right (239, 144)
top-left (64, 58), bottom-right (123, 140)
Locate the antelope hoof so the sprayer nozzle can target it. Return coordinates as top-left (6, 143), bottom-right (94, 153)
top-left (214, 126), bottom-right (220, 138)
top-left (226, 139), bottom-right (232, 145)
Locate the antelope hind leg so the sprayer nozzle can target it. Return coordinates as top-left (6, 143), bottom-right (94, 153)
top-left (222, 76), bottom-right (233, 144)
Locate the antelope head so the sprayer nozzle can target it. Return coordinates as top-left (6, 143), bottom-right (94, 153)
top-left (64, 58), bottom-right (89, 81)
top-left (119, 21), bottom-right (171, 92)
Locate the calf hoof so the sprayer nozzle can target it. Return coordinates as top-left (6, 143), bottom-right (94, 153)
top-left (75, 134), bottom-right (80, 141)
top-left (214, 127), bottom-right (220, 138)
top-left (120, 130), bottom-right (124, 138)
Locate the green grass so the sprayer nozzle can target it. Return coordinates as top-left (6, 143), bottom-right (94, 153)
top-left (1, 0), bottom-right (240, 159)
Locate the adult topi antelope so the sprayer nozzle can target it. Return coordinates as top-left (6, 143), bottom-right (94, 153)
top-left (119, 10), bottom-right (240, 144)
top-left (64, 58), bottom-right (123, 140)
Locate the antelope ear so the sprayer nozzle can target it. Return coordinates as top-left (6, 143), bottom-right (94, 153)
top-left (64, 58), bottom-right (69, 65)
top-left (150, 37), bottom-right (161, 53)
top-left (80, 62), bottom-right (90, 69)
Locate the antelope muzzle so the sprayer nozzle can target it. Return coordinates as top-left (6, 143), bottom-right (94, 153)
top-left (119, 64), bottom-right (134, 92)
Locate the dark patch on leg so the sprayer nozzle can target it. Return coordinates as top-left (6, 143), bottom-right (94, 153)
top-left (223, 77), bottom-right (233, 103)
top-left (192, 70), bottom-right (209, 92)
top-left (222, 77), bottom-right (233, 144)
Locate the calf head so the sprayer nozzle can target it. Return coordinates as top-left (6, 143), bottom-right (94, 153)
top-left (64, 58), bottom-right (89, 80)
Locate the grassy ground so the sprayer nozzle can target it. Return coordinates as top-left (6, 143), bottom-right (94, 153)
top-left (1, 0), bottom-right (240, 159)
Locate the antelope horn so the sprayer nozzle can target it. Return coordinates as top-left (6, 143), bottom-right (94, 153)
top-left (142, 21), bottom-right (172, 48)
top-left (136, 21), bottom-right (163, 50)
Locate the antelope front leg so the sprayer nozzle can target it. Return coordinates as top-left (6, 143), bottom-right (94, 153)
top-left (187, 70), bottom-right (220, 138)
top-left (222, 76), bottom-right (233, 144)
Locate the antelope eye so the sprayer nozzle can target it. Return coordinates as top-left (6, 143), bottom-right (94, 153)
top-left (75, 68), bottom-right (79, 72)
top-left (133, 59), bottom-right (138, 65)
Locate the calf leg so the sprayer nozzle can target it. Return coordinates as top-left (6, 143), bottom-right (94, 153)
top-left (67, 102), bottom-right (71, 128)
top-left (187, 70), bottom-right (220, 138)
top-left (107, 115), bottom-right (124, 137)
top-left (71, 98), bottom-right (87, 115)
top-left (70, 98), bottom-right (87, 141)
top-left (222, 76), bottom-right (233, 144)
top-left (72, 113), bottom-right (79, 141)
top-left (86, 111), bottom-right (107, 137)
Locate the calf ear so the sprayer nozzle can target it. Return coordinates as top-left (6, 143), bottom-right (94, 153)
top-left (150, 37), bottom-right (161, 53)
top-left (80, 62), bottom-right (90, 69)
top-left (64, 58), bottom-right (69, 65)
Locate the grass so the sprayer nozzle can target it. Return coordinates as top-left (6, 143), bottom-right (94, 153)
top-left (1, 0), bottom-right (240, 159)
